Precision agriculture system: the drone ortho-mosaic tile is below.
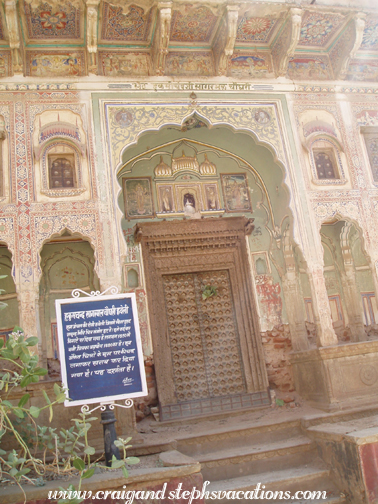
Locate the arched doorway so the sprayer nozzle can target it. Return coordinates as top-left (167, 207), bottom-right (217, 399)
top-left (39, 231), bottom-right (100, 375)
top-left (117, 120), bottom-right (297, 419)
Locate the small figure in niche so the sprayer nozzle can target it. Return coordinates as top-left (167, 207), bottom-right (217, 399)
top-left (183, 192), bottom-right (196, 214)
top-left (162, 188), bottom-right (171, 212)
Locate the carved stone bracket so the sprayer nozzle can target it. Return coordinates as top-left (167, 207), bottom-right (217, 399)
top-left (216, 5), bottom-right (239, 76)
top-left (4, 0), bottom-right (22, 74)
top-left (338, 13), bottom-right (366, 80)
top-left (86, 0), bottom-right (101, 74)
top-left (153, 2), bottom-right (172, 75)
top-left (273, 8), bottom-right (302, 77)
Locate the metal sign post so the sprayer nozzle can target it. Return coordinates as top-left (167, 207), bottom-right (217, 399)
top-left (55, 287), bottom-right (147, 466)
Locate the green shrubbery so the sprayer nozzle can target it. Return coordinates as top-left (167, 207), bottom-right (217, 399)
top-left (0, 330), bottom-right (138, 503)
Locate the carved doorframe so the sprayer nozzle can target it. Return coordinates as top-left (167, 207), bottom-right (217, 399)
top-left (135, 217), bottom-right (269, 420)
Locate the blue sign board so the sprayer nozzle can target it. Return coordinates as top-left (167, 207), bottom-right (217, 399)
top-left (55, 293), bottom-right (147, 407)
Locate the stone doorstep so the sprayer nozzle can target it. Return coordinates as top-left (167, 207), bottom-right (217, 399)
top-left (301, 404), bottom-right (378, 429)
top-left (197, 435), bottom-right (315, 465)
top-left (307, 417), bottom-right (378, 445)
top-left (1, 463), bottom-right (202, 504)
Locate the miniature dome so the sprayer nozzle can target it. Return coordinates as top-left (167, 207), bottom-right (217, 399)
top-left (154, 156), bottom-right (172, 177)
top-left (199, 154), bottom-right (216, 175)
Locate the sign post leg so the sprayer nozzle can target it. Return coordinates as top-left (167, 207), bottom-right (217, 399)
top-left (101, 405), bottom-right (121, 466)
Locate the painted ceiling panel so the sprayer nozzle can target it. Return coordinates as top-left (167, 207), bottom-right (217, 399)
top-left (235, 15), bottom-right (278, 44)
top-left (24, 1), bottom-right (81, 40)
top-left (100, 3), bottom-right (153, 42)
top-left (298, 11), bottom-right (345, 47)
top-left (170, 6), bottom-right (218, 43)
top-left (360, 16), bottom-right (378, 51)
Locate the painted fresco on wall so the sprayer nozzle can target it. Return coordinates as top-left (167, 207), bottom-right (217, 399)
top-left (229, 52), bottom-right (273, 78)
top-left (0, 13), bottom-right (5, 39)
top-left (255, 274), bottom-right (282, 327)
top-left (287, 56), bottom-right (332, 80)
top-left (101, 3), bottom-right (153, 41)
top-left (299, 12), bottom-right (344, 47)
top-left (236, 15), bottom-right (277, 43)
top-left (99, 52), bottom-right (150, 76)
top-left (170, 6), bottom-right (218, 43)
top-left (360, 16), bottom-right (378, 51)
top-left (27, 51), bottom-right (85, 76)
top-left (0, 52), bottom-right (11, 77)
top-left (180, 116), bottom-right (207, 131)
top-left (221, 174), bottom-right (251, 212)
top-left (25, 2), bottom-right (80, 39)
top-left (123, 177), bottom-right (154, 219)
top-left (203, 183), bottom-right (220, 210)
top-left (346, 59), bottom-right (378, 82)
top-left (166, 52), bottom-right (214, 76)
top-left (157, 185), bottom-right (175, 213)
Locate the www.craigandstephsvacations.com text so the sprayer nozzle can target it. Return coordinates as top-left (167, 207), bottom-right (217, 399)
top-left (48, 482), bottom-right (328, 502)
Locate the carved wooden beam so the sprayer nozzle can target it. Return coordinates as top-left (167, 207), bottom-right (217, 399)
top-left (216, 5), bottom-right (239, 76)
top-left (152, 1), bottom-right (172, 75)
top-left (272, 7), bottom-right (302, 78)
top-left (338, 13), bottom-right (366, 80)
top-left (4, 0), bottom-right (22, 74)
top-left (86, 0), bottom-right (101, 74)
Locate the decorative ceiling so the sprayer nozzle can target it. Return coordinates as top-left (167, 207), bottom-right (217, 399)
top-left (0, 0), bottom-right (376, 81)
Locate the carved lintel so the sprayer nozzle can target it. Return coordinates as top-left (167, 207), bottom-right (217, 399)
top-left (244, 218), bottom-right (255, 236)
top-left (338, 13), bottom-right (366, 80)
top-left (217, 6), bottom-right (239, 76)
top-left (275, 8), bottom-right (302, 77)
top-left (153, 2), bottom-right (172, 75)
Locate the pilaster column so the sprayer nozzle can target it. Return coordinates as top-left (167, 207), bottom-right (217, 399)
top-left (282, 271), bottom-right (309, 351)
top-left (307, 263), bottom-right (338, 347)
top-left (340, 267), bottom-right (366, 341)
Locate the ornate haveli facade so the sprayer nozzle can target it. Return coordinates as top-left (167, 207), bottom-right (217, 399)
top-left (1, 0), bottom-right (378, 499)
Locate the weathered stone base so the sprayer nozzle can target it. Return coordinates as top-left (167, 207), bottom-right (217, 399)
top-left (290, 341), bottom-right (378, 411)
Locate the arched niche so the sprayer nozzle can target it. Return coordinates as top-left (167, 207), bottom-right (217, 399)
top-left (320, 218), bottom-right (374, 342)
top-left (116, 120), bottom-right (294, 330)
top-left (38, 231), bottom-right (100, 375)
top-left (0, 244), bottom-right (20, 338)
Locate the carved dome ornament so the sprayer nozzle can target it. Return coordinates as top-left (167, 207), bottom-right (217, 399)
top-left (199, 153), bottom-right (216, 175)
top-left (154, 156), bottom-right (172, 177)
top-left (172, 151), bottom-right (200, 174)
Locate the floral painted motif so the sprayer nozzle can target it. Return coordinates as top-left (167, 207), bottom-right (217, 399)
top-left (236, 16), bottom-right (277, 43)
top-left (101, 3), bottom-right (153, 42)
top-left (361, 17), bottom-right (378, 51)
top-left (170, 6), bottom-right (218, 43)
top-left (25, 2), bottom-right (80, 39)
top-left (299, 12), bottom-right (344, 47)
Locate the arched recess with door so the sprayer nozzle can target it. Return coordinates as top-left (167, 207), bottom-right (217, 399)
top-left (38, 231), bottom-right (100, 376)
top-left (115, 114), bottom-right (310, 419)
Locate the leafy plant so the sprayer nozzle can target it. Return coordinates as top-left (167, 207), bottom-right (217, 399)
top-left (0, 330), bottom-right (138, 501)
top-left (0, 274), bottom-right (7, 311)
top-left (201, 285), bottom-right (217, 301)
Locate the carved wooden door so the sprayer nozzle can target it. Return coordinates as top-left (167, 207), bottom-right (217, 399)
top-left (162, 270), bottom-right (246, 403)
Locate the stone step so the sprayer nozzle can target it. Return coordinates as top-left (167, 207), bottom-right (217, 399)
top-left (176, 419), bottom-right (302, 457)
top-left (198, 435), bottom-right (316, 481)
top-left (204, 463), bottom-right (345, 504)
